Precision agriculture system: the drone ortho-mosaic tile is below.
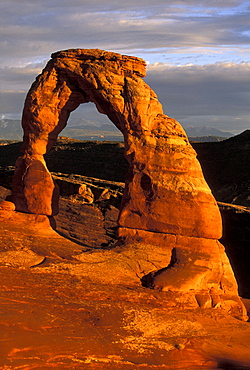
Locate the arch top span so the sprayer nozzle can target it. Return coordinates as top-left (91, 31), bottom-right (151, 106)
top-left (51, 48), bottom-right (147, 78)
top-left (20, 48), bottom-right (157, 156)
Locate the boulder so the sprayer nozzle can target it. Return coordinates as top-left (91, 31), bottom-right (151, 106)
top-left (0, 199), bottom-right (15, 220)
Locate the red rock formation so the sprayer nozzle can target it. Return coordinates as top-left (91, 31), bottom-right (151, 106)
top-left (11, 49), bottom-right (246, 318)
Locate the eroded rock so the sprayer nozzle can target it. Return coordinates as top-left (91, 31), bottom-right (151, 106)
top-left (10, 49), bottom-right (246, 317)
top-left (0, 199), bottom-right (15, 220)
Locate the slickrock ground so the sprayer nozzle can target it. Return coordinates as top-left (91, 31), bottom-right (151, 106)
top-left (0, 207), bottom-right (250, 370)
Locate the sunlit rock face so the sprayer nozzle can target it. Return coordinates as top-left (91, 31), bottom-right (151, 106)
top-left (11, 49), bottom-right (246, 317)
top-left (12, 49), bottom-right (221, 236)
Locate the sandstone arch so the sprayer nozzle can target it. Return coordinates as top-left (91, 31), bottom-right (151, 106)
top-left (12, 49), bottom-right (221, 237)
top-left (11, 49), bottom-right (246, 316)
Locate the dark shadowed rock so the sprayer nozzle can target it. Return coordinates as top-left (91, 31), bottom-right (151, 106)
top-left (193, 130), bottom-right (250, 207)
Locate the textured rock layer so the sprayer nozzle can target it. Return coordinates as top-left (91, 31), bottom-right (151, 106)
top-left (0, 211), bottom-right (250, 370)
top-left (11, 49), bottom-right (245, 314)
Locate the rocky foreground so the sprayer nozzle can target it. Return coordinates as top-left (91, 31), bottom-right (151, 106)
top-left (0, 205), bottom-right (250, 369)
top-left (0, 134), bottom-right (249, 369)
top-left (1, 134), bottom-right (250, 299)
top-left (1, 173), bottom-right (250, 369)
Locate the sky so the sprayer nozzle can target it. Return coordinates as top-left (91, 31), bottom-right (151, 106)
top-left (0, 0), bottom-right (249, 134)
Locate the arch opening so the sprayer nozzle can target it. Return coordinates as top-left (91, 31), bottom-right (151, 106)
top-left (44, 101), bottom-right (129, 248)
top-left (60, 102), bottom-right (123, 142)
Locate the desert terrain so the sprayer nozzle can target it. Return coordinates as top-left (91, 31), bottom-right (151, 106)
top-left (0, 132), bottom-right (250, 369)
top-left (0, 48), bottom-right (249, 369)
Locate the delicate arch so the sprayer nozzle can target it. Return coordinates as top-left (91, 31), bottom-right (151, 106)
top-left (11, 50), bottom-right (246, 316)
top-left (12, 49), bottom-right (221, 240)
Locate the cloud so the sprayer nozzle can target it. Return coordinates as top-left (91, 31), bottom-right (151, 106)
top-left (0, 0), bottom-right (249, 67)
top-left (0, 64), bottom-right (44, 114)
top-left (1, 61), bottom-right (249, 134)
top-left (0, 0), bottom-right (249, 133)
top-left (0, 92), bottom-right (26, 116)
top-left (0, 64), bottom-right (45, 89)
top-left (145, 62), bottom-right (250, 133)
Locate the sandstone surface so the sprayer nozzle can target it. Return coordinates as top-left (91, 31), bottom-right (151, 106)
top-left (0, 212), bottom-right (250, 369)
top-left (0, 199), bottom-right (15, 220)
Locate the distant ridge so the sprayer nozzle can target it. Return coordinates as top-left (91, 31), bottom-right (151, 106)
top-left (189, 136), bottom-right (228, 143)
top-left (192, 130), bottom-right (250, 207)
top-left (0, 119), bottom-right (23, 140)
top-left (183, 125), bottom-right (233, 138)
top-left (0, 118), bottom-right (235, 142)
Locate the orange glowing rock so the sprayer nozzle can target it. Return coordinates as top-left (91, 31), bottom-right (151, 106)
top-left (10, 49), bottom-right (246, 318)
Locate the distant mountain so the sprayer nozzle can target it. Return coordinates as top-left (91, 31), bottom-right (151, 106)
top-left (67, 118), bottom-right (110, 128)
top-left (0, 118), bottom-right (234, 142)
top-left (67, 123), bottom-right (120, 132)
top-left (0, 118), bottom-right (121, 141)
top-left (0, 119), bottom-right (23, 140)
top-left (183, 125), bottom-right (233, 138)
top-left (189, 136), bottom-right (228, 143)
